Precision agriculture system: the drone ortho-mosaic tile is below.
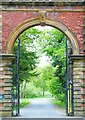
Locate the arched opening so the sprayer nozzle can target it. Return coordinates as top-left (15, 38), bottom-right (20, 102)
top-left (5, 18), bottom-right (80, 117)
top-left (6, 18), bottom-right (79, 55)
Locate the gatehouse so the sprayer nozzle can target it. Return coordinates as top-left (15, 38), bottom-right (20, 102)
top-left (0, 1), bottom-right (85, 117)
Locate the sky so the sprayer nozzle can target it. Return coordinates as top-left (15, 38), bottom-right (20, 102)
top-left (37, 53), bottom-right (51, 68)
top-left (35, 25), bottom-right (53, 31)
top-left (35, 25), bottom-right (53, 68)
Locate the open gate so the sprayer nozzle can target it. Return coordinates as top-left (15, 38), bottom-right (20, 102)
top-left (66, 40), bottom-right (74, 116)
top-left (11, 38), bottom-right (73, 116)
top-left (12, 38), bottom-right (20, 116)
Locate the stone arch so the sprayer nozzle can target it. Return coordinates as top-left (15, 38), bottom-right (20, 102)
top-left (6, 18), bottom-right (79, 54)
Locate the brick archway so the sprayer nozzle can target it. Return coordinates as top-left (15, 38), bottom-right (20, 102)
top-left (6, 18), bottom-right (79, 55)
top-left (1, 1), bottom-right (85, 117)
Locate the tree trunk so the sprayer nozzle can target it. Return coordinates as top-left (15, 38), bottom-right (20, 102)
top-left (20, 82), bottom-right (24, 98)
top-left (21, 81), bottom-right (27, 98)
top-left (42, 87), bottom-right (45, 97)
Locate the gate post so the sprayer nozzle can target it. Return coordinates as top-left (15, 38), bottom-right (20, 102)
top-left (71, 55), bottom-right (85, 116)
top-left (0, 54), bottom-right (15, 117)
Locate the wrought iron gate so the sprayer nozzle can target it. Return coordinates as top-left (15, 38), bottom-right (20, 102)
top-left (12, 38), bottom-right (20, 116)
top-left (66, 40), bottom-right (74, 116)
top-left (11, 38), bottom-right (73, 116)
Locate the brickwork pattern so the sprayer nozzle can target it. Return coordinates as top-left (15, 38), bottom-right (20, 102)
top-left (1, 2), bottom-right (85, 117)
top-left (2, 6), bottom-right (84, 54)
top-left (73, 59), bottom-right (85, 116)
top-left (0, 56), bottom-right (15, 117)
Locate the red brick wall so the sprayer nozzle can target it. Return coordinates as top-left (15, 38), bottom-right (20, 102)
top-left (2, 6), bottom-right (84, 54)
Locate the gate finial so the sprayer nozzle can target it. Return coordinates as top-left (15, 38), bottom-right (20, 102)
top-left (39, 11), bottom-right (46, 26)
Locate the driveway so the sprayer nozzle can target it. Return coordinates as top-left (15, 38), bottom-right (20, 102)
top-left (19, 98), bottom-right (66, 118)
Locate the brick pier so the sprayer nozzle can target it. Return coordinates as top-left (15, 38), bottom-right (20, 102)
top-left (0, 55), bottom-right (15, 117)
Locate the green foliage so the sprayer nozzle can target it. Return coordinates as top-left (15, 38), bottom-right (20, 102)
top-left (20, 99), bottom-right (30, 108)
top-left (36, 27), bottom-right (66, 105)
top-left (23, 82), bottom-right (42, 98)
top-left (38, 28), bottom-right (66, 57)
top-left (37, 28), bottom-right (66, 99)
top-left (58, 93), bottom-right (66, 103)
top-left (48, 77), bottom-right (62, 95)
top-left (32, 66), bottom-right (53, 95)
top-left (13, 28), bottom-right (41, 98)
top-left (52, 97), bottom-right (66, 108)
top-left (13, 26), bottom-right (67, 106)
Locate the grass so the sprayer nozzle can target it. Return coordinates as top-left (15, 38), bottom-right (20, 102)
top-left (13, 98), bottom-right (30, 110)
top-left (51, 98), bottom-right (66, 108)
top-left (20, 98), bottom-right (30, 108)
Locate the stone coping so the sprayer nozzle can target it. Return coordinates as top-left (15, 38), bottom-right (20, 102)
top-left (0, 54), bottom-right (16, 60)
top-left (70, 54), bottom-right (85, 60)
top-left (0, 54), bottom-right (85, 59)
top-left (1, 1), bottom-right (85, 6)
top-left (1, 0), bottom-right (84, 2)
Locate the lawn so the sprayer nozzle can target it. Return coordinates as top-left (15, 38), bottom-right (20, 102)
top-left (20, 98), bottom-right (30, 108)
top-left (51, 98), bottom-right (66, 108)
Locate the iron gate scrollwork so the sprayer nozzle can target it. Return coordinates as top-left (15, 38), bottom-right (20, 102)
top-left (66, 40), bottom-right (74, 116)
top-left (12, 38), bottom-right (20, 116)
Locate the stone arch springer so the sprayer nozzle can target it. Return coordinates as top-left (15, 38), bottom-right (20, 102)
top-left (6, 18), bottom-right (79, 55)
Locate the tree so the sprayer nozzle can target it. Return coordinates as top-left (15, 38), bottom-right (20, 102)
top-left (13, 28), bottom-right (41, 98)
top-left (13, 26), bottom-right (67, 102)
top-left (37, 28), bottom-right (66, 93)
top-left (35, 27), bottom-right (67, 102)
top-left (33, 65), bottom-right (54, 97)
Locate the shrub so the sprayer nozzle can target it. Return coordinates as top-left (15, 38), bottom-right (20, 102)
top-left (23, 82), bottom-right (42, 98)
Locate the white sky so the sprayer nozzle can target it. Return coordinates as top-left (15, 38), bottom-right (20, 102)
top-left (35, 25), bottom-right (53, 31)
top-left (37, 53), bottom-right (51, 68)
top-left (35, 26), bottom-right (52, 68)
